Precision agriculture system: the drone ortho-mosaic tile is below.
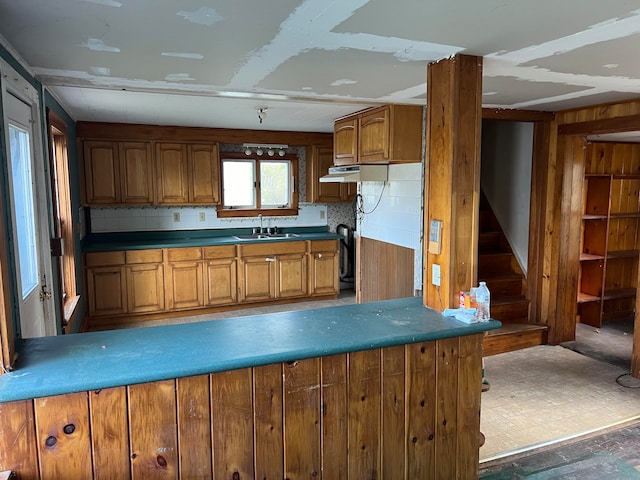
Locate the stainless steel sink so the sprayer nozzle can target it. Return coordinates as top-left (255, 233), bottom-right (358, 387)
top-left (233, 233), bottom-right (299, 241)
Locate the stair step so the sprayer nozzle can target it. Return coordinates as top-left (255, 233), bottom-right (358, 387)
top-left (478, 232), bottom-right (501, 251)
top-left (489, 296), bottom-right (530, 322)
top-left (478, 252), bottom-right (513, 275)
top-left (483, 323), bottom-right (548, 356)
top-left (480, 273), bottom-right (524, 297)
top-left (479, 211), bottom-right (501, 232)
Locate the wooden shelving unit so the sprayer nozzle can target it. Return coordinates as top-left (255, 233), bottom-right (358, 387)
top-left (577, 142), bottom-right (640, 327)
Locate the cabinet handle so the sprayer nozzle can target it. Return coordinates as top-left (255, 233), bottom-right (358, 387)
top-left (317, 253), bottom-right (323, 259)
top-left (265, 257), bottom-right (276, 262)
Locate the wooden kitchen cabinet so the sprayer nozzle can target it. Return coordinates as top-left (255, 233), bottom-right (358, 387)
top-left (156, 142), bottom-right (220, 205)
top-left (83, 140), bottom-right (153, 205)
top-left (306, 146), bottom-right (356, 203)
top-left (238, 241), bottom-right (307, 303)
top-left (86, 251), bottom-right (127, 316)
top-left (165, 247), bottom-right (204, 311)
top-left (204, 245), bottom-right (237, 306)
top-left (156, 143), bottom-right (189, 204)
top-left (125, 249), bottom-right (165, 314)
top-left (333, 104), bottom-right (423, 165)
top-left (308, 240), bottom-right (340, 296)
top-left (333, 116), bottom-right (358, 166)
top-left (119, 142), bottom-right (154, 204)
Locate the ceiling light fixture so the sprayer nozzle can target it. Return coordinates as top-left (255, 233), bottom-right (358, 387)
top-left (257, 107), bottom-right (267, 124)
top-left (242, 143), bottom-right (288, 157)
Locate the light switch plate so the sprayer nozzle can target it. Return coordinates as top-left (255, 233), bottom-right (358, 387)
top-left (432, 263), bottom-right (441, 286)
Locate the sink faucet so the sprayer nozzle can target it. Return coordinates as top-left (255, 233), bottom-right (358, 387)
top-left (258, 214), bottom-right (263, 234)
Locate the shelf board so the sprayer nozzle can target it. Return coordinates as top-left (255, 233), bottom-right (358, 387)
top-left (577, 292), bottom-right (601, 303)
top-left (607, 250), bottom-right (640, 259)
top-left (610, 212), bottom-right (640, 219)
top-left (613, 173), bottom-right (640, 180)
top-left (602, 288), bottom-right (636, 301)
top-left (582, 214), bottom-right (608, 220)
top-left (580, 253), bottom-right (605, 261)
top-left (585, 173), bottom-right (613, 178)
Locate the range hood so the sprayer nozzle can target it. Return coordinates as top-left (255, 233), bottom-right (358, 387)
top-left (319, 165), bottom-right (388, 183)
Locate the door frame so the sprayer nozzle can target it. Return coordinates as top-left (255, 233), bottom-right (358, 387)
top-left (0, 57), bottom-right (57, 338)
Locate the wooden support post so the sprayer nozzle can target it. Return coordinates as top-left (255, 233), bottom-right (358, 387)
top-left (424, 54), bottom-right (483, 310)
top-left (632, 256), bottom-right (640, 378)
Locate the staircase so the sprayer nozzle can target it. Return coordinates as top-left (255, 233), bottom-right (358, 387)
top-left (479, 196), bottom-right (548, 356)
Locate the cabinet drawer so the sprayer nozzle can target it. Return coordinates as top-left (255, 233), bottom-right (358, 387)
top-left (309, 239), bottom-right (339, 253)
top-left (203, 245), bottom-right (236, 259)
top-left (166, 247), bottom-right (202, 262)
top-left (86, 251), bottom-right (125, 267)
top-left (125, 249), bottom-right (163, 264)
top-left (239, 241), bottom-right (306, 257)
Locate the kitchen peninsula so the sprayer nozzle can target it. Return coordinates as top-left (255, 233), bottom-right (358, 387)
top-left (0, 297), bottom-right (499, 479)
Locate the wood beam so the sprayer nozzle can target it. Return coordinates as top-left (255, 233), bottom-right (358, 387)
top-left (76, 122), bottom-right (333, 146)
top-left (482, 108), bottom-right (555, 122)
top-left (557, 113), bottom-right (640, 135)
top-left (424, 54), bottom-right (483, 310)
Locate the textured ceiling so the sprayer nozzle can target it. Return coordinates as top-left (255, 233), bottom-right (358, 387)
top-left (1, 0), bottom-right (639, 132)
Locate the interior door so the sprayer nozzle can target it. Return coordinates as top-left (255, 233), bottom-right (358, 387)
top-left (2, 64), bottom-right (56, 338)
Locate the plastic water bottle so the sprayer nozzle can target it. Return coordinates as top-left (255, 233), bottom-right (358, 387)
top-left (475, 281), bottom-right (491, 320)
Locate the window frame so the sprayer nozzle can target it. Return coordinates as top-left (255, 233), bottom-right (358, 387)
top-left (217, 152), bottom-right (299, 218)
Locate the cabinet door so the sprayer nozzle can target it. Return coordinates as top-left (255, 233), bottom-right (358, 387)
top-left (308, 146), bottom-right (344, 203)
top-left (238, 256), bottom-right (275, 303)
top-left (165, 261), bottom-right (204, 311)
top-left (126, 263), bottom-right (165, 313)
top-left (84, 140), bottom-right (120, 204)
top-left (119, 142), bottom-right (154, 204)
top-left (359, 106), bottom-right (389, 163)
top-left (189, 143), bottom-right (220, 204)
top-left (205, 258), bottom-right (237, 306)
top-left (87, 266), bottom-right (127, 316)
top-left (334, 117), bottom-right (358, 166)
top-left (156, 143), bottom-right (189, 204)
top-left (276, 253), bottom-right (307, 298)
top-left (309, 250), bottom-right (339, 296)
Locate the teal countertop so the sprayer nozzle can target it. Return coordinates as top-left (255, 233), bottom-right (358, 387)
top-left (0, 297), bottom-right (500, 402)
top-left (82, 226), bottom-right (343, 252)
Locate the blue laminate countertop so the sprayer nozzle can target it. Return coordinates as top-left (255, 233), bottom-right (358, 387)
top-left (82, 226), bottom-right (343, 252)
top-left (0, 297), bottom-right (500, 402)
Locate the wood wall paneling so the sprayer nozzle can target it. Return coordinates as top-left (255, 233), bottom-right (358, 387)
top-left (176, 376), bottom-right (212, 479)
top-left (128, 380), bottom-right (178, 479)
top-left (253, 363), bottom-right (284, 479)
top-left (34, 392), bottom-right (93, 479)
top-left (89, 387), bottom-right (131, 479)
top-left (348, 349), bottom-right (381, 479)
top-left (357, 236), bottom-right (415, 304)
top-left (211, 368), bottom-right (254, 479)
top-left (283, 358), bottom-right (321, 479)
top-left (381, 345), bottom-right (407, 479)
top-left (0, 400), bottom-right (39, 478)
top-left (320, 354), bottom-right (348, 478)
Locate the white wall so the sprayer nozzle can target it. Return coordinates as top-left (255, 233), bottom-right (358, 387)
top-left (357, 163), bottom-right (423, 292)
top-left (481, 121), bottom-right (533, 272)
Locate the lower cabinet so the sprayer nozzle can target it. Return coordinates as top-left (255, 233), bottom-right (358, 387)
top-left (238, 241), bottom-right (308, 303)
top-left (165, 247), bottom-right (204, 311)
top-left (125, 249), bottom-right (165, 314)
top-left (86, 239), bottom-right (339, 322)
top-left (204, 245), bottom-right (238, 306)
top-left (309, 240), bottom-right (340, 296)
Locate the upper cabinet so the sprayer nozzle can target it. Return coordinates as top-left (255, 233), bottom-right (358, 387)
top-left (306, 145), bottom-right (356, 203)
top-left (333, 105), bottom-right (423, 165)
top-left (84, 140), bottom-right (153, 205)
top-left (82, 138), bottom-right (220, 207)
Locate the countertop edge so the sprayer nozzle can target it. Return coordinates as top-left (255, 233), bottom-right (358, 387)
top-left (0, 298), bottom-right (501, 402)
